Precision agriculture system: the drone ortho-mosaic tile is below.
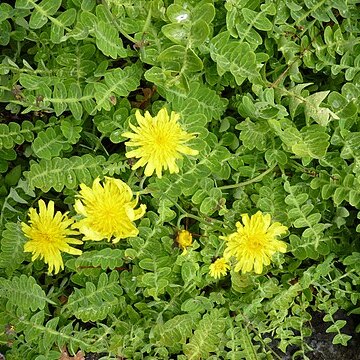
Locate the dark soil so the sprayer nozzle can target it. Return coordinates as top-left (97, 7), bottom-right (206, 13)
top-left (276, 310), bottom-right (360, 360)
top-left (306, 311), bottom-right (360, 360)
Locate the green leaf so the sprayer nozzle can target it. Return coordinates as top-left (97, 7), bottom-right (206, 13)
top-left (0, 120), bottom-right (38, 150)
top-left (65, 271), bottom-right (123, 322)
top-left (162, 23), bottom-right (189, 45)
top-left (190, 20), bottom-right (209, 47)
top-left (0, 20), bottom-right (11, 46)
top-left (29, 0), bottom-right (62, 29)
top-left (50, 8), bottom-right (77, 43)
top-left (183, 309), bottom-right (226, 360)
top-left (181, 260), bottom-right (199, 284)
top-left (332, 333), bottom-right (352, 346)
top-left (32, 127), bottom-right (66, 160)
top-left (158, 45), bottom-right (203, 73)
top-left (210, 31), bottom-right (258, 85)
top-left (200, 197), bottom-right (218, 215)
top-left (95, 20), bottom-right (127, 59)
top-left (0, 222), bottom-right (27, 275)
top-left (304, 91), bottom-right (339, 126)
top-left (181, 296), bottom-right (213, 313)
top-left (60, 118), bottom-right (82, 144)
top-left (242, 8), bottom-right (273, 31)
top-left (192, 3), bottom-right (215, 24)
top-left (94, 63), bottom-right (142, 111)
top-left (167, 81), bottom-right (228, 120)
top-left (5, 164), bottom-right (22, 186)
top-left (237, 119), bottom-right (271, 151)
top-left (271, 122), bottom-right (330, 159)
top-left (67, 83), bottom-right (83, 120)
top-left (156, 314), bottom-right (197, 347)
top-left (74, 248), bottom-right (124, 271)
top-left (166, 4), bottom-right (191, 23)
top-left (24, 154), bottom-right (105, 191)
top-left (53, 82), bottom-right (67, 115)
top-left (0, 275), bottom-right (55, 311)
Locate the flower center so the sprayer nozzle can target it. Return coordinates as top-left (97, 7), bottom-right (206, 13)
top-left (244, 233), bottom-right (266, 252)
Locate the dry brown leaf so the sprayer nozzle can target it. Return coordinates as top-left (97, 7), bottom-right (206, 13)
top-left (59, 346), bottom-right (85, 360)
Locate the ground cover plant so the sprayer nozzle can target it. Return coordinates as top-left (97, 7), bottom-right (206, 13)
top-left (0, 0), bottom-right (360, 359)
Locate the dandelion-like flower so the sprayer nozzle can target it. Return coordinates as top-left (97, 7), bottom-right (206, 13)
top-left (222, 211), bottom-right (287, 274)
top-left (122, 108), bottom-right (199, 178)
top-left (73, 177), bottom-right (146, 243)
top-left (176, 229), bottom-right (193, 254)
top-left (209, 258), bottom-right (230, 279)
top-left (22, 200), bottom-right (82, 274)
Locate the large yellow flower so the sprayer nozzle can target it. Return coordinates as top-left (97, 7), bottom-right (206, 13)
top-left (73, 177), bottom-right (146, 243)
top-left (22, 200), bottom-right (82, 274)
top-left (209, 258), bottom-right (230, 279)
top-left (122, 108), bottom-right (199, 178)
top-left (222, 211), bottom-right (287, 274)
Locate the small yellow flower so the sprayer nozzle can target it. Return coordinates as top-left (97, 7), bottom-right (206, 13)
top-left (176, 230), bottom-right (193, 254)
top-left (209, 258), bottom-right (230, 279)
top-left (73, 177), bottom-right (146, 243)
top-left (122, 108), bottom-right (199, 178)
top-left (222, 211), bottom-right (287, 274)
top-left (22, 200), bottom-right (82, 274)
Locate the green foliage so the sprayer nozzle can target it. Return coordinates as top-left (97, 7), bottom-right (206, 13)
top-left (64, 271), bottom-right (123, 322)
top-left (0, 222), bottom-right (27, 275)
top-left (1, 0), bottom-right (360, 358)
top-left (183, 309), bottom-right (226, 359)
top-left (0, 274), bottom-right (55, 312)
top-left (24, 154), bottom-right (106, 191)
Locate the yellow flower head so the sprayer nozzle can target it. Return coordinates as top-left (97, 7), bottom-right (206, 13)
top-left (209, 258), bottom-right (230, 279)
top-left (176, 229), bottom-right (193, 254)
top-left (21, 200), bottom-right (82, 274)
top-left (73, 177), bottom-right (146, 243)
top-left (222, 211), bottom-right (287, 274)
top-left (122, 108), bottom-right (199, 178)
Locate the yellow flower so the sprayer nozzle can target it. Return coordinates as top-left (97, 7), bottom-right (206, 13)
top-left (222, 211), bottom-right (287, 274)
top-left (209, 258), bottom-right (230, 279)
top-left (122, 108), bottom-right (199, 178)
top-left (176, 230), bottom-right (193, 254)
top-left (73, 177), bottom-right (146, 243)
top-left (22, 200), bottom-right (82, 274)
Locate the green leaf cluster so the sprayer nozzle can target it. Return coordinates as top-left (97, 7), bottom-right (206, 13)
top-left (1, 0), bottom-right (360, 359)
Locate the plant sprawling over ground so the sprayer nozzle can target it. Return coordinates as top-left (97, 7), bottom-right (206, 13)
top-left (0, 0), bottom-right (360, 359)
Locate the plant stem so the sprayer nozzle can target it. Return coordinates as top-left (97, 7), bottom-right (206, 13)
top-left (102, 0), bottom-right (137, 43)
top-left (219, 164), bottom-right (277, 190)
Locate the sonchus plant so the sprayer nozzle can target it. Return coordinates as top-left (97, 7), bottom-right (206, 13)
top-left (0, 0), bottom-right (359, 359)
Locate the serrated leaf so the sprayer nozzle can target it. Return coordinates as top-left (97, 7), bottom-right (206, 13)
top-left (0, 275), bottom-right (55, 311)
top-left (75, 248), bottom-right (124, 271)
top-left (24, 154), bottom-right (105, 191)
top-left (65, 271), bottom-right (123, 322)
